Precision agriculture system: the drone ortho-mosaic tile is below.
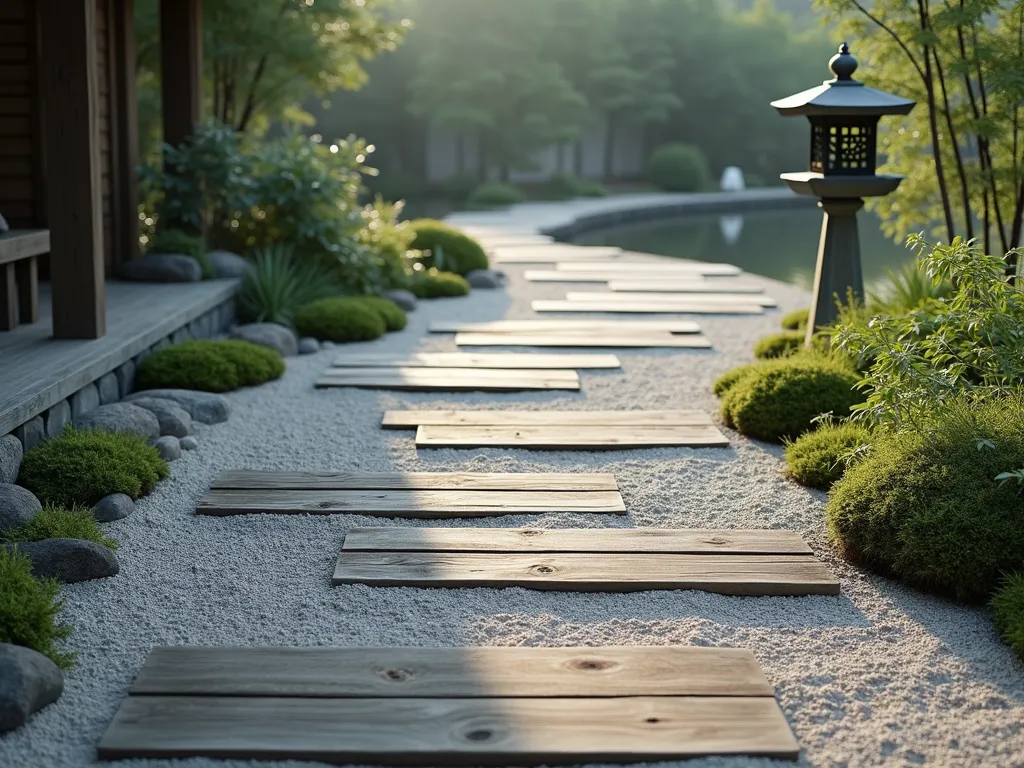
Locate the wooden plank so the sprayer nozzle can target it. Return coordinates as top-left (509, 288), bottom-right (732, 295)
top-left (197, 489), bottom-right (627, 517)
top-left (382, 410), bottom-right (715, 429)
top-left (315, 368), bottom-right (580, 392)
top-left (489, 245), bottom-right (622, 263)
top-left (415, 425), bottom-right (730, 449)
top-left (330, 353), bottom-right (621, 370)
top-left (0, 229), bottom-right (49, 264)
top-left (524, 271), bottom-right (619, 283)
top-left (566, 292), bottom-right (777, 308)
top-left (131, 646), bottom-right (774, 698)
top-left (609, 280), bottom-right (766, 293)
top-left (333, 552), bottom-right (840, 596)
top-left (557, 262), bottom-right (743, 276)
top-left (454, 333), bottom-right (712, 349)
top-left (212, 471), bottom-right (619, 492)
top-left (160, 0), bottom-right (202, 149)
top-left (98, 695), bottom-right (800, 763)
top-left (430, 319), bottom-right (702, 334)
top-left (343, 527), bottom-right (814, 556)
top-left (532, 301), bottom-right (764, 315)
top-left (319, 367), bottom-right (580, 381)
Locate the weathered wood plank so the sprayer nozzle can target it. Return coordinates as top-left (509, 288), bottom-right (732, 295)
top-left (566, 292), bottom-right (777, 308)
top-left (454, 333), bottom-right (712, 349)
top-left (333, 552), bottom-right (840, 596)
top-left (197, 489), bottom-right (626, 517)
top-left (98, 695), bottom-right (800, 763)
top-left (608, 280), bottom-right (766, 293)
top-left (315, 368), bottom-right (580, 392)
top-left (320, 367), bottom-right (580, 381)
top-left (489, 245), bottom-right (623, 263)
top-left (213, 471), bottom-right (619, 492)
top-left (430, 319), bottom-right (702, 334)
top-left (330, 353), bottom-right (621, 369)
top-left (0, 229), bottom-right (48, 264)
top-left (415, 425), bottom-right (730, 449)
top-left (382, 410), bottom-right (714, 429)
top-left (342, 527), bottom-right (814, 556)
top-left (557, 262), bottom-right (743, 276)
top-left (532, 301), bottom-right (764, 315)
top-left (131, 646), bottom-right (774, 698)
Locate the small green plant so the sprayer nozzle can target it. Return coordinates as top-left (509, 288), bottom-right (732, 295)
top-left (294, 297), bottom-right (386, 342)
top-left (645, 143), bottom-right (710, 192)
top-left (992, 574), bottom-right (1024, 660)
top-left (466, 182), bottom-right (527, 210)
top-left (408, 220), bottom-right (489, 275)
top-left (780, 308), bottom-right (809, 331)
top-left (0, 549), bottom-right (74, 669)
top-left (236, 243), bottom-right (339, 327)
top-left (867, 261), bottom-right (953, 314)
top-left (408, 269), bottom-right (471, 299)
top-left (784, 421), bottom-right (873, 490)
top-left (19, 428), bottom-right (168, 507)
top-left (217, 340), bottom-right (287, 386)
top-left (137, 340), bottom-right (283, 393)
top-left (754, 331), bottom-right (805, 359)
top-left (352, 296), bottom-right (407, 332)
top-left (3, 506), bottom-right (118, 550)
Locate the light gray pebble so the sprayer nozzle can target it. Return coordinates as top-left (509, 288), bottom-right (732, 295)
top-left (153, 436), bottom-right (181, 461)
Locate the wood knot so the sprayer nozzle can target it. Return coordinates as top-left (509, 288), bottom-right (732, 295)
top-left (379, 667), bottom-right (413, 682)
top-left (532, 565), bottom-right (556, 575)
top-left (520, 529), bottom-right (543, 536)
top-left (645, 717), bottom-right (661, 724)
top-left (704, 536), bottom-right (730, 546)
top-left (572, 658), bottom-right (616, 671)
top-left (315, 501), bottom-right (336, 509)
top-left (465, 729), bottom-right (493, 742)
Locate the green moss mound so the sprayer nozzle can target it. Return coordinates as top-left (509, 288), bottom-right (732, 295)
top-left (294, 297), bottom-right (386, 342)
top-left (992, 574), bottom-right (1024, 660)
top-left (0, 548), bottom-right (74, 669)
top-left (466, 182), bottom-right (527, 210)
top-left (712, 364), bottom-right (759, 397)
top-left (826, 399), bottom-right (1024, 602)
top-left (408, 219), bottom-right (489, 275)
top-left (19, 428), bottom-right (169, 507)
top-left (754, 331), bottom-right (805, 360)
top-left (3, 506), bottom-right (118, 550)
top-left (719, 356), bottom-right (863, 442)
top-left (645, 143), bottom-right (710, 192)
top-left (217, 340), bottom-right (286, 386)
top-left (137, 339), bottom-right (283, 392)
top-left (784, 422), bottom-right (873, 490)
top-left (353, 296), bottom-right (408, 332)
top-left (780, 308), bottom-right (810, 331)
top-left (409, 269), bottom-right (471, 299)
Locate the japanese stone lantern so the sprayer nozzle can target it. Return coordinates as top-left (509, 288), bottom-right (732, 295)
top-left (771, 42), bottom-right (915, 342)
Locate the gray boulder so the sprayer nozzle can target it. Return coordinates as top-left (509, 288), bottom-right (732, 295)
top-left (153, 436), bottom-right (181, 461)
top-left (125, 398), bottom-right (192, 438)
top-left (69, 384), bottom-right (100, 419)
top-left (0, 213), bottom-right (8, 235)
top-left (0, 435), bottom-right (23, 485)
top-left (180, 436), bottom-right (199, 451)
top-left (74, 403), bottom-right (160, 440)
top-left (0, 485), bottom-right (41, 534)
top-left (13, 418), bottom-right (44, 453)
top-left (385, 289), bottom-right (417, 312)
top-left (230, 323), bottom-right (297, 357)
top-left (7, 539), bottom-right (119, 583)
top-left (97, 373), bottom-right (120, 405)
top-left (465, 269), bottom-right (505, 289)
top-left (297, 337), bottom-right (320, 355)
top-left (44, 400), bottom-right (71, 439)
top-left (119, 253), bottom-right (202, 283)
top-left (207, 250), bottom-right (252, 278)
top-left (92, 493), bottom-right (134, 523)
top-left (123, 389), bottom-right (230, 424)
top-left (0, 644), bottom-right (63, 733)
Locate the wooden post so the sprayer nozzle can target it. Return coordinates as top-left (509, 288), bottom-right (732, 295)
top-left (160, 0), bottom-right (203, 150)
top-left (37, 0), bottom-right (106, 339)
top-left (108, 0), bottom-right (139, 266)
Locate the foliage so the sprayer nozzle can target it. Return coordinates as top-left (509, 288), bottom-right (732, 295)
top-left (294, 297), bottom-right (387, 342)
top-left (992, 574), bottom-right (1024, 660)
top-left (3, 507), bottom-right (118, 551)
top-left (780, 308), bottom-right (809, 331)
top-left (356, 198), bottom-right (420, 289)
top-left (826, 396), bottom-right (1024, 603)
top-left (576, 179), bottom-right (609, 197)
top-left (408, 269), bottom-right (471, 299)
top-left (352, 296), bottom-right (407, 332)
top-left (0, 549), bottom-right (73, 669)
top-left (216, 341), bottom-right (287, 387)
top-left (19, 429), bottom-right (168, 508)
top-left (754, 331), bottom-right (805, 360)
top-left (867, 262), bottom-right (953, 315)
top-left (784, 421), bottom-right (873, 491)
top-left (137, 340), bottom-right (284, 393)
top-left (645, 143), bottom-right (710, 192)
top-left (236, 243), bottom-right (341, 327)
top-left (408, 220), bottom-right (488, 275)
top-left (712, 364), bottom-right (759, 397)
top-left (149, 228), bottom-right (214, 280)
top-left (465, 183), bottom-right (528, 210)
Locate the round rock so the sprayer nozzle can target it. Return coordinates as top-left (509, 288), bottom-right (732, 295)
top-left (180, 436), bottom-right (199, 451)
top-left (0, 643), bottom-right (63, 733)
top-left (6, 539), bottom-right (120, 583)
top-left (297, 337), bottom-right (320, 355)
top-left (385, 289), bottom-right (417, 312)
top-left (118, 253), bottom-right (202, 283)
top-left (207, 250), bottom-right (252, 278)
top-left (153, 436), bottom-right (181, 461)
top-left (0, 435), bottom-right (23, 485)
top-left (124, 397), bottom-right (193, 438)
top-left (230, 322), bottom-right (298, 357)
top-left (465, 269), bottom-right (505, 289)
top-left (0, 484), bottom-right (42, 535)
top-left (73, 403), bottom-right (160, 440)
top-left (92, 493), bottom-right (134, 523)
top-left (123, 389), bottom-right (230, 424)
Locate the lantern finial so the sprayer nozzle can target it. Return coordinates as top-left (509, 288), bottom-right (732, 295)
top-left (829, 42), bottom-right (858, 82)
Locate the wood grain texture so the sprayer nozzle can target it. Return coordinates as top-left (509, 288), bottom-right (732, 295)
top-left (557, 262), bottom-right (742, 276)
top-left (315, 368), bottom-right (580, 392)
top-left (333, 552), bottom-right (840, 596)
top-left (429, 319), bottom-right (702, 334)
top-left (415, 424), bottom-right (730, 449)
top-left (608, 280), bottom-right (765, 294)
top-left (197, 489), bottom-right (626, 517)
top-left (532, 300), bottom-right (764, 316)
top-left (98, 695), bottom-right (800, 763)
top-left (566, 292), bottom-right (777, 308)
top-left (489, 245), bottom-right (623, 263)
top-left (342, 527), bottom-right (814, 556)
top-left (319, 366), bottom-right (580, 381)
top-left (381, 410), bottom-right (715, 429)
top-left (213, 471), bottom-right (619, 492)
top-left (131, 646), bottom-right (774, 698)
top-left (330, 352), bottom-right (622, 369)
top-left (0, 229), bottom-right (49, 264)
top-left (454, 333), bottom-right (712, 349)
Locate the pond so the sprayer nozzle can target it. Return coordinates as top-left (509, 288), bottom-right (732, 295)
top-left (573, 207), bottom-right (912, 292)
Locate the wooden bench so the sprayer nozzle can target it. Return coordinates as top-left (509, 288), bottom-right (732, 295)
top-left (0, 229), bottom-right (48, 331)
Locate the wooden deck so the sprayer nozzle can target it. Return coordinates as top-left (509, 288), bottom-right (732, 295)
top-left (0, 278), bottom-right (237, 436)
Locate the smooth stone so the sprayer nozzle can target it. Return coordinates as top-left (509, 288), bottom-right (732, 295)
top-left (74, 403), bottom-right (160, 440)
top-left (0, 484), bottom-right (41, 534)
top-left (0, 435), bottom-right (23, 485)
top-left (125, 398), bottom-right (193, 438)
top-left (119, 253), bottom-right (202, 283)
top-left (0, 213), bottom-right (8, 235)
top-left (92, 493), bottom-right (134, 523)
top-left (465, 269), bottom-right (505, 289)
top-left (115, 360), bottom-right (136, 397)
top-left (6, 539), bottom-right (120, 583)
top-left (230, 322), bottom-right (298, 357)
top-left (123, 389), bottom-right (230, 424)
top-left (180, 436), bottom-right (199, 451)
top-left (321, 340), bottom-right (336, 349)
top-left (0, 644), bottom-right (63, 733)
top-left (153, 436), bottom-right (181, 461)
top-left (13, 418), bottom-right (44, 453)
top-left (69, 383), bottom-right (100, 419)
top-left (385, 289), bottom-right (417, 312)
top-left (97, 373), bottom-right (120, 405)
top-left (207, 250), bottom-right (252, 278)
top-left (44, 400), bottom-right (71, 439)
top-left (297, 337), bottom-right (320, 355)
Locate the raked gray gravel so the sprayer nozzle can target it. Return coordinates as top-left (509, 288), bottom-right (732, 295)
top-left (2, 250), bottom-right (1023, 768)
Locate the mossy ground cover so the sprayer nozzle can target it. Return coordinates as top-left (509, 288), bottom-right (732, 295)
top-left (294, 297), bottom-right (387, 342)
top-left (137, 339), bottom-right (284, 393)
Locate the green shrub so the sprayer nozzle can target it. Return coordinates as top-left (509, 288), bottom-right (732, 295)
top-left (992, 574), bottom-right (1024, 660)
top-left (137, 340), bottom-right (283, 393)
top-left (408, 220), bottom-right (488, 275)
top-left (576, 179), bottom-right (608, 197)
top-left (754, 331), bottom-right (805, 359)
top-left (0, 549), bottom-right (73, 669)
top-left (150, 228), bottom-right (212, 279)
top-left (3, 506), bottom-right (118, 550)
top-left (645, 143), bottom-right (710, 192)
top-left (236, 243), bottom-right (339, 327)
top-left (356, 198), bottom-right (418, 291)
top-left (868, 261), bottom-right (953, 314)
top-left (784, 422), bottom-right (873, 490)
top-left (352, 296), bottom-right (407, 332)
top-left (294, 297), bottom-right (386, 342)
top-left (408, 269), bottom-right (471, 299)
top-left (466, 182), bottom-right (527, 210)
top-left (217, 340), bottom-right (286, 386)
top-left (719, 355), bottom-right (863, 442)
top-left (826, 398), bottom-right (1024, 602)
top-left (712, 364), bottom-right (759, 397)
top-left (780, 308), bottom-right (809, 331)
top-left (19, 428), bottom-right (168, 507)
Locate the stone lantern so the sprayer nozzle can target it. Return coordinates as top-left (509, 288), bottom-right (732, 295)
top-left (771, 42), bottom-right (915, 342)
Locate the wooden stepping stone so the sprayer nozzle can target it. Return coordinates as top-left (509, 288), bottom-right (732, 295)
top-left (557, 262), bottom-right (743, 276)
top-left (98, 646), bottom-right (800, 763)
top-left (609, 279), bottom-right (766, 293)
top-left (533, 300), bottom-right (764, 315)
top-left (415, 425), bottom-right (730, 449)
top-left (479, 234), bottom-right (554, 247)
top-left (454, 333), bottom-right (712, 349)
top-left (566, 291), bottom-right (778, 308)
top-left (329, 352), bottom-right (622, 369)
top-left (333, 527), bottom-right (840, 596)
top-left (382, 410), bottom-right (715, 428)
top-left (315, 367), bottom-right (581, 392)
top-left (198, 471), bottom-right (625, 518)
top-left (489, 245), bottom-right (623, 263)
top-left (430, 319), bottom-right (703, 334)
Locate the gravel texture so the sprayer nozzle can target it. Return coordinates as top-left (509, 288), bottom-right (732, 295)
top-left (2, 225), bottom-right (1022, 768)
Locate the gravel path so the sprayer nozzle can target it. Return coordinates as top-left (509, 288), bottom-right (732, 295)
top-left (2, 218), bottom-right (1023, 768)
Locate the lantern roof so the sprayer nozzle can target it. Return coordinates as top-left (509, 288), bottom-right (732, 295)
top-left (771, 43), bottom-right (915, 118)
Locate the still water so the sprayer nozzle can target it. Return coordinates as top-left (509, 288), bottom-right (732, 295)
top-left (574, 208), bottom-right (912, 292)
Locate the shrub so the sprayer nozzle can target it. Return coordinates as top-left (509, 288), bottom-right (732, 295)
top-left (826, 397), bottom-right (1024, 602)
top-left (217, 340), bottom-right (286, 387)
top-left (294, 297), bottom-right (386, 342)
top-left (645, 143), bottom-right (710, 192)
top-left (868, 261), bottom-right (953, 314)
top-left (137, 339), bottom-right (283, 393)
top-left (712, 364), bottom-right (759, 397)
top-left (784, 422), bottom-right (873, 490)
top-left (236, 243), bottom-right (339, 327)
top-left (992, 574), bottom-right (1024, 660)
top-left (19, 428), bottom-right (168, 507)
top-left (466, 182), bottom-right (527, 210)
top-left (780, 308), bottom-right (809, 331)
top-left (352, 296), bottom-right (407, 332)
top-left (150, 228), bottom-right (212, 279)
top-left (3, 506), bottom-right (118, 550)
top-left (408, 220), bottom-right (488, 275)
top-left (408, 269), bottom-right (471, 299)
top-left (754, 331), bottom-right (805, 359)
top-left (719, 355), bottom-right (863, 442)
top-left (576, 179), bottom-right (608, 198)
top-left (356, 198), bottom-right (419, 290)
top-left (0, 549), bottom-right (73, 669)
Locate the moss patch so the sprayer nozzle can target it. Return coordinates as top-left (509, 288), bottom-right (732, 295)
top-left (137, 340), bottom-right (284, 393)
top-left (408, 220), bottom-right (488, 275)
top-left (781, 308), bottom-right (809, 331)
top-left (992, 574), bottom-right (1024, 660)
top-left (3, 506), bottom-right (118, 550)
top-left (409, 269), bottom-right (471, 299)
top-left (294, 297), bottom-right (387, 342)
top-left (784, 422), bottom-right (873, 490)
top-left (0, 548), bottom-right (74, 669)
top-left (352, 296), bottom-right (408, 332)
top-left (754, 331), bottom-right (805, 360)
